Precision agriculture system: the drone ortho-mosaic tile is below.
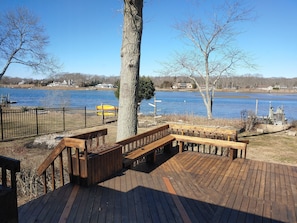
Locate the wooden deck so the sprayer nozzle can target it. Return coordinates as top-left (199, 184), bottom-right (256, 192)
top-left (19, 151), bottom-right (297, 222)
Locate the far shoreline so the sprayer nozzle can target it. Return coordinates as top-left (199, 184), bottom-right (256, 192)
top-left (1, 83), bottom-right (297, 95)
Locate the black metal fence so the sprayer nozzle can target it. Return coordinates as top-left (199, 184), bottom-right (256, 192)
top-left (0, 106), bottom-right (108, 141)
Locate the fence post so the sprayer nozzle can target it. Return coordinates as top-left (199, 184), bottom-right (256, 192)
top-left (84, 106), bottom-right (87, 128)
top-left (0, 106), bottom-right (3, 140)
top-left (35, 108), bottom-right (39, 135)
top-left (63, 107), bottom-right (65, 131)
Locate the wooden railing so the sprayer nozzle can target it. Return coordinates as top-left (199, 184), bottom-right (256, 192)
top-left (0, 155), bottom-right (20, 223)
top-left (117, 124), bottom-right (171, 155)
top-left (36, 123), bottom-right (246, 194)
top-left (172, 134), bottom-right (248, 159)
top-left (37, 128), bottom-right (113, 193)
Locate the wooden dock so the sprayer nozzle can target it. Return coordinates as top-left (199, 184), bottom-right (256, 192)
top-left (18, 151), bottom-right (297, 222)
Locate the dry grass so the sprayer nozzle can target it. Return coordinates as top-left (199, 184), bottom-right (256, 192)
top-left (141, 113), bottom-right (243, 129)
top-left (240, 130), bottom-right (297, 165)
top-left (0, 108), bottom-right (103, 140)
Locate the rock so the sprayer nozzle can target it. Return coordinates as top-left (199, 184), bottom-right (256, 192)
top-left (32, 132), bottom-right (72, 149)
top-left (257, 128), bottom-right (264, 133)
top-left (287, 130), bottom-right (296, 136)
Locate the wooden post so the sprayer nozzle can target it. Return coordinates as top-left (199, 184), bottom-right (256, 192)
top-left (179, 141), bottom-right (184, 153)
top-left (59, 153), bottom-right (64, 186)
top-left (51, 162), bottom-right (55, 190)
top-left (74, 148), bottom-right (80, 184)
top-left (67, 147), bottom-right (73, 183)
top-left (229, 148), bottom-right (238, 160)
top-left (43, 172), bottom-right (47, 194)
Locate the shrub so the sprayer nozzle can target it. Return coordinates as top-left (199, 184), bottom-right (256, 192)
top-left (241, 110), bottom-right (257, 131)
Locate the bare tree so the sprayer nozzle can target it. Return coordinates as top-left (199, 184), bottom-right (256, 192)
top-left (0, 7), bottom-right (60, 80)
top-left (117, 0), bottom-right (143, 141)
top-left (161, 0), bottom-right (254, 119)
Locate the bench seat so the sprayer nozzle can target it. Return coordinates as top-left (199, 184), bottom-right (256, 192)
top-left (123, 135), bottom-right (176, 168)
top-left (171, 134), bottom-right (247, 159)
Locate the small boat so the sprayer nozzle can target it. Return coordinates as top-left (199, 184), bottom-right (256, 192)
top-left (96, 104), bottom-right (118, 116)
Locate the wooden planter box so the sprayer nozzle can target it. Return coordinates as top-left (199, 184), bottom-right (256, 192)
top-left (70, 144), bottom-right (122, 186)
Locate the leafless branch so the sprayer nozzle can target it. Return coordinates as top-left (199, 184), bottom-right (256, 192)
top-left (0, 7), bottom-right (61, 80)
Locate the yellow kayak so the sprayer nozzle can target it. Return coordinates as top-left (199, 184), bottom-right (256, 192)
top-left (96, 104), bottom-right (118, 116)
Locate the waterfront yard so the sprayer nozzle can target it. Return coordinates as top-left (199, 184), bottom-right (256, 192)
top-left (0, 115), bottom-right (297, 206)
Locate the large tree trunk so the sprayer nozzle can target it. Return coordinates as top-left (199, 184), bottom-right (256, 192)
top-left (116, 0), bottom-right (143, 141)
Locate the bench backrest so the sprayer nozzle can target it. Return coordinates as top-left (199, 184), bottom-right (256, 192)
top-left (169, 124), bottom-right (238, 141)
top-left (117, 124), bottom-right (170, 154)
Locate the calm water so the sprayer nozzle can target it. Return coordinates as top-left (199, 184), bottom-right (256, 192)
top-left (1, 87), bottom-right (297, 121)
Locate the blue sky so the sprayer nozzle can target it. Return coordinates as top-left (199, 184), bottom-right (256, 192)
top-left (1, 0), bottom-right (297, 79)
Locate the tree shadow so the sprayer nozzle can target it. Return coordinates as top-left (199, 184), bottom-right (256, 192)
top-left (18, 181), bottom-right (285, 222)
top-left (125, 145), bottom-right (180, 174)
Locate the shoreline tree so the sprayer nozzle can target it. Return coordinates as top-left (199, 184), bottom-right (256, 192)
top-left (0, 7), bottom-right (60, 80)
top-left (116, 0), bottom-right (143, 141)
top-left (161, 0), bottom-right (255, 119)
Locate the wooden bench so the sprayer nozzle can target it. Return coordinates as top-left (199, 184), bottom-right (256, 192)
top-left (120, 124), bottom-right (248, 168)
top-left (172, 134), bottom-right (247, 160)
top-left (123, 135), bottom-right (176, 168)
top-left (0, 156), bottom-right (20, 223)
top-left (117, 124), bottom-right (174, 168)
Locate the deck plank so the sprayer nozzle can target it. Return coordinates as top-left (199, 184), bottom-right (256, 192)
top-left (18, 152), bottom-right (297, 222)
top-left (131, 170), bottom-right (148, 223)
top-left (36, 184), bottom-right (71, 223)
top-left (88, 185), bottom-right (104, 223)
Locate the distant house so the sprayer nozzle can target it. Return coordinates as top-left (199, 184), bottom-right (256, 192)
top-left (18, 80), bottom-right (26, 85)
top-left (95, 83), bottom-right (114, 88)
top-left (172, 82), bottom-right (193, 89)
top-left (47, 80), bottom-right (73, 87)
top-left (267, 86), bottom-right (273, 91)
top-left (273, 85), bottom-right (288, 90)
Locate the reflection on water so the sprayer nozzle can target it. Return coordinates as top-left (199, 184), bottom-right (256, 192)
top-left (1, 88), bottom-right (296, 120)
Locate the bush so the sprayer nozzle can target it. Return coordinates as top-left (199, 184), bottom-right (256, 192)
top-left (21, 106), bottom-right (29, 112)
top-left (241, 110), bottom-right (257, 131)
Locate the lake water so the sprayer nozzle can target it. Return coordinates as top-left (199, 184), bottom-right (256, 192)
top-left (1, 87), bottom-right (297, 121)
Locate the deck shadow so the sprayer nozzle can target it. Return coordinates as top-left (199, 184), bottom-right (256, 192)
top-left (127, 145), bottom-right (180, 173)
top-left (18, 182), bottom-right (281, 222)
